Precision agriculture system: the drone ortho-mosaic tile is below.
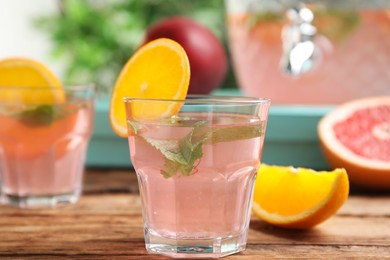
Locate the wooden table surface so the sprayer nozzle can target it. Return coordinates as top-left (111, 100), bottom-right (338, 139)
top-left (1, 168), bottom-right (390, 259)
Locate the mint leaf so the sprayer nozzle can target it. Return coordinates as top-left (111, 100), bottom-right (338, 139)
top-left (248, 11), bottom-right (283, 27)
top-left (9, 103), bottom-right (84, 127)
top-left (127, 120), bottom-right (142, 135)
top-left (141, 121), bottom-right (264, 178)
top-left (178, 121), bottom-right (209, 172)
top-left (315, 9), bottom-right (360, 43)
top-left (143, 122), bottom-right (208, 178)
top-left (143, 138), bottom-right (187, 165)
top-left (161, 160), bottom-right (182, 178)
top-left (209, 125), bottom-right (263, 144)
top-left (18, 105), bottom-right (56, 126)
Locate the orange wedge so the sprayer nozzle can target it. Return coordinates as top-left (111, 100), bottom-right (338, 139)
top-left (252, 164), bottom-right (349, 229)
top-left (0, 57), bottom-right (64, 104)
top-left (109, 38), bottom-right (190, 138)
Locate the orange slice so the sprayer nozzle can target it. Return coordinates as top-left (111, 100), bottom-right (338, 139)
top-left (0, 57), bottom-right (64, 104)
top-left (252, 164), bottom-right (349, 229)
top-left (109, 38), bottom-right (190, 138)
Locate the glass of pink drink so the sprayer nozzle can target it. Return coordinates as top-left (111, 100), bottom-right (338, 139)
top-left (0, 85), bottom-right (95, 208)
top-left (124, 95), bottom-right (270, 258)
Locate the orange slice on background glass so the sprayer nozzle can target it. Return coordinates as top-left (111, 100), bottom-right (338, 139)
top-left (109, 38), bottom-right (190, 138)
top-left (0, 57), bottom-right (72, 159)
top-left (252, 164), bottom-right (349, 229)
top-left (0, 57), bottom-right (65, 104)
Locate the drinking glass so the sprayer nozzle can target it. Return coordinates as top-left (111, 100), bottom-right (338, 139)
top-left (0, 85), bottom-right (95, 208)
top-left (124, 95), bottom-right (270, 258)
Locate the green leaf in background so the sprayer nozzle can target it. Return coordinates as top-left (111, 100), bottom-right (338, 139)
top-left (34, 0), bottom-right (237, 95)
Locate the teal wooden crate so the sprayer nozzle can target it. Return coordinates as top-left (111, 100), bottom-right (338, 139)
top-left (86, 93), bottom-right (333, 170)
top-left (263, 105), bottom-right (331, 169)
top-left (86, 99), bottom-right (131, 168)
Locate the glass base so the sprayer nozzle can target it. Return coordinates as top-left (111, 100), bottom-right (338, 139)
top-left (145, 228), bottom-right (248, 258)
top-left (1, 191), bottom-right (81, 209)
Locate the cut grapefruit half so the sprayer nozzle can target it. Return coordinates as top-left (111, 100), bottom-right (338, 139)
top-left (318, 96), bottom-right (390, 189)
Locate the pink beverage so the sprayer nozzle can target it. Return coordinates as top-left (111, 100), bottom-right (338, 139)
top-left (126, 95), bottom-right (270, 259)
top-left (226, 4), bottom-right (390, 105)
top-left (0, 86), bottom-right (95, 208)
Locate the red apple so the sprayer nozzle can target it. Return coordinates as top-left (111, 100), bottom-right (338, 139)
top-left (144, 16), bottom-right (228, 94)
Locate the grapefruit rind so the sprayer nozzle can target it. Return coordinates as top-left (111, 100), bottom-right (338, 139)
top-left (318, 96), bottom-right (390, 188)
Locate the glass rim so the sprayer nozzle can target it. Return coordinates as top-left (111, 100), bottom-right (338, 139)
top-left (0, 84), bottom-right (96, 91)
top-left (123, 95), bottom-right (271, 104)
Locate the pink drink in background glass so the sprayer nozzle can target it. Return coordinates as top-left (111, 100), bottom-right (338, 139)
top-left (226, 8), bottom-right (390, 105)
top-left (0, 86), bottom-right (94, 208)
top-left (125, 96), bottom-right (270, 258)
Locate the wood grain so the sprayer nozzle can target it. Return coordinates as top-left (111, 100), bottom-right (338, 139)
top-left (0, 168), bottom-right (389, 259)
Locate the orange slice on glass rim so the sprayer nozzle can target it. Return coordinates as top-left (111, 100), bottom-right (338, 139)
top-left (0, 57), bottom-right (64, 104)
top-left (109, 38), bottom-right (190, 138)
top-left (252, 164), bottom-right (349, 229)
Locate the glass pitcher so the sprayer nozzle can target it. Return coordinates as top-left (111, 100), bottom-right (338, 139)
top-left (225, 0), bottom-right (390, 104)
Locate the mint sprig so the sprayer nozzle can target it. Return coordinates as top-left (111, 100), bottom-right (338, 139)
top-left (5, 103), bottom-right (83, 127)
top-left (18, 105), bottom-right (56, 126)
top-left (315, 9), bottom-right (360, 43)
top-left (142, 121), bottom-right (264, 178)
top-left (144, 121), bottom-right (209, 178)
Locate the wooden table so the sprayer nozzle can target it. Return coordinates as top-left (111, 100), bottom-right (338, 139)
top-left (1, 168), bottom-right (390, 259)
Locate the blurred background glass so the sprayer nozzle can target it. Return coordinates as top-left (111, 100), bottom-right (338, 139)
top-left (225, 0), bottom-right (390, 105)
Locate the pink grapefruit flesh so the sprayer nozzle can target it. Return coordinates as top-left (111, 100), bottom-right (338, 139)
top-left (318, 96), bottom-right (390, 189)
